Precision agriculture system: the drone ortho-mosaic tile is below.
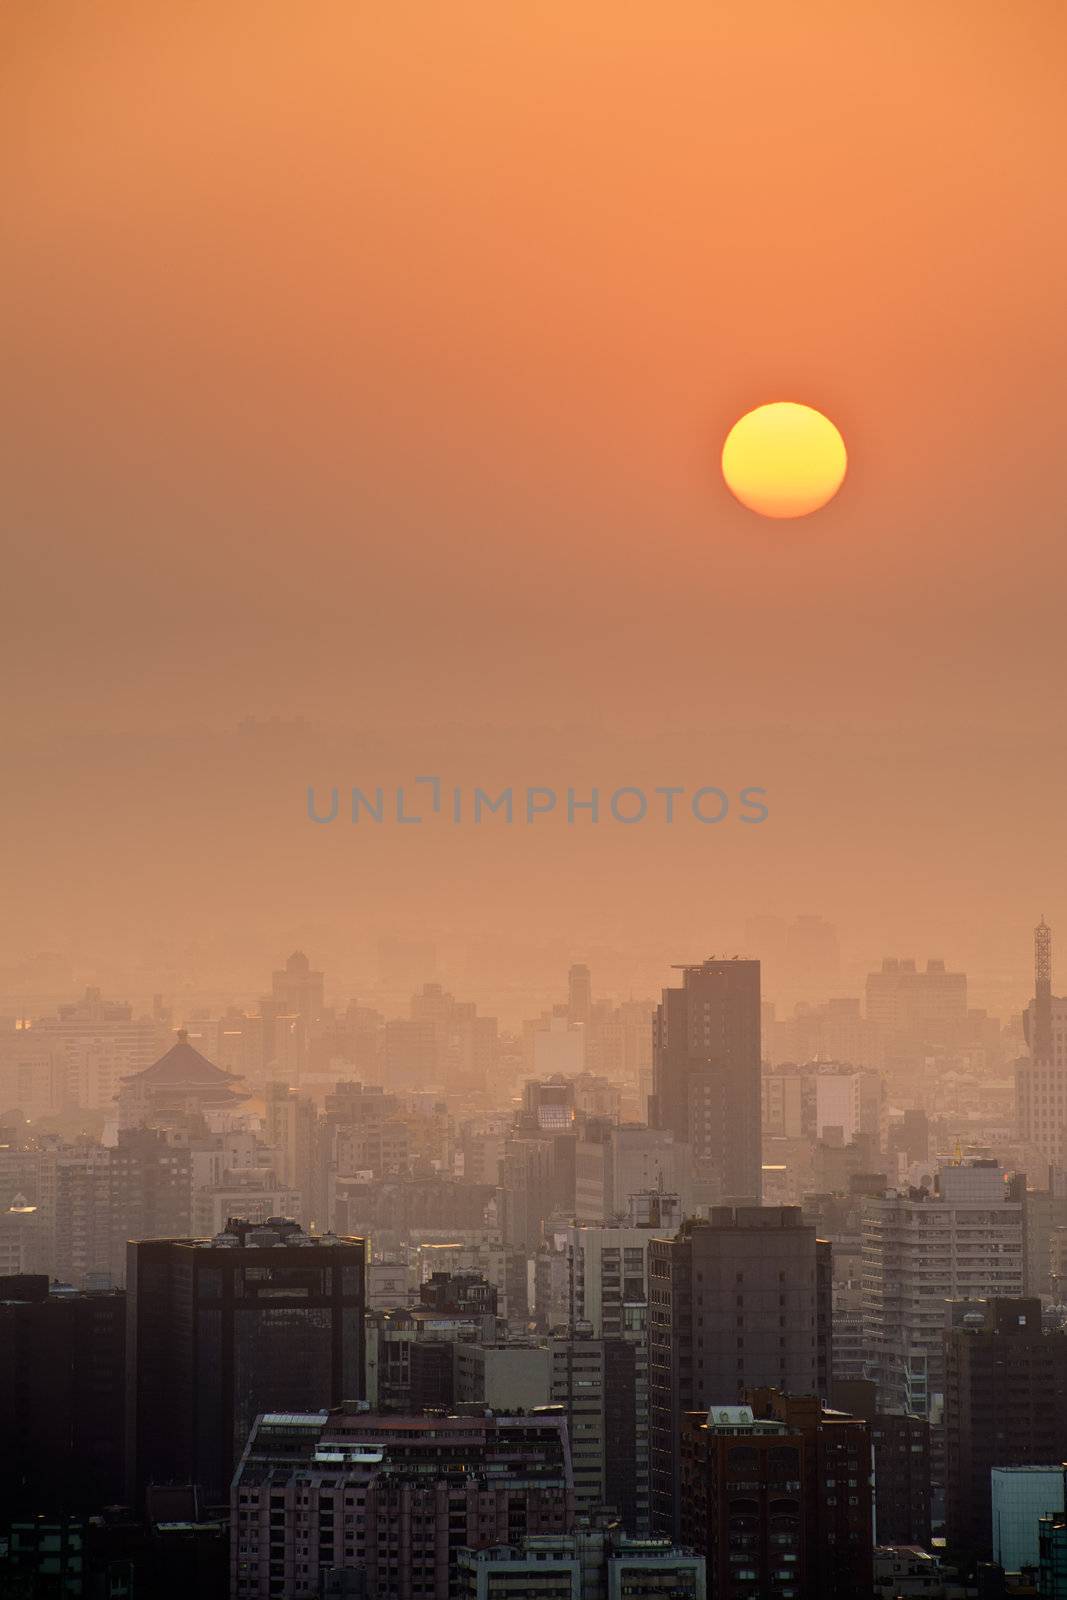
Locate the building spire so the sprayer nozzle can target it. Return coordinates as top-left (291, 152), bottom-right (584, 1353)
top-left (1034, 919), bottom-right (1053, 1064)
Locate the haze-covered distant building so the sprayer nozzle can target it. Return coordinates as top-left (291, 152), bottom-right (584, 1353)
top-left (650, 958), bottom-right (761, 1208)
top-left (117, 1028), bottom-right (250, 1130)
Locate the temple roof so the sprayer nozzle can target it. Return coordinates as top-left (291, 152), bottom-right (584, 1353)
top-left (123, 1029), bottom-right (240, 1087)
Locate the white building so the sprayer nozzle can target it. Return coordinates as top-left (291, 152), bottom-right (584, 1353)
top-left (533, 1016), bottom-right (585, 1078)
top-left (20, 990), bottom-right (167, 1112)
top-left (862, 1159), bottom-right (1025, 1417)
top-left (814, 1070), bottom-right (862, 1144)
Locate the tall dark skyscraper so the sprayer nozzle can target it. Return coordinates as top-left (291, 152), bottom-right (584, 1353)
top-left (944, 1297), bottom-right (1067, 1558)
top-left (0, 1275), bottom-right (126, 1517)
top-left (126, 1218), bottom-right (365, 1506)
top-left (648, 1207), bottom-right (833, 1537)
top-left (650, 957), bottom-right (762, 1206)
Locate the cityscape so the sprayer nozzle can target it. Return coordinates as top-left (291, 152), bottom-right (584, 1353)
top-left (5, 2), bottom-right (1067, 1598)
top-left (3, 928), bottom-right (1067, 1597)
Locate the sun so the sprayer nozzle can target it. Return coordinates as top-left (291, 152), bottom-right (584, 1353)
top-left (722, 402), bottom-right (847, 519)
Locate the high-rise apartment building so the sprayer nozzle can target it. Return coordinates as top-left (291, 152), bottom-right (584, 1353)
top-left (546, 1331), bottom-right (644, 1530)
top-left (678, 1404), bottom-right (806, 1599)
top-left (861, 1159), bottom-right (1025, 1419)
top-left (833, 1377), bottom-right (931, 1549)
top-left (747, 1388), bottom-right (874, 1599)
top-left (864, 957), bottom-right (968, 1050)
top-left (648, 1207), bottom-right (832, 1536)
top-left (679, 1393), bottom-right (872, 1600)
top-left (650, 959), bottom-right (761, 1208)
top-left (231, 1409), bottom-right (574, 1600)
top-left (15, 989), bottom-right (167, 1113)
top-left (127, 1217), bottom-right (365, 1505)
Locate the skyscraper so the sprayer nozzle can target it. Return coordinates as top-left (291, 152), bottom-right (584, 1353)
top-left (0, 1275), bottom-right (126, 1517)
top-left (648, 1207), bottom-right (832, 1536)
top-left (650, 958), bottom-right (762, 1208)
top-left (943, 1297), bottom-right (1067, 1557)
top-left (126, 1217), bottom-right (365, 1506)
top-left (1016, 919), bottom-right (1067, 1165)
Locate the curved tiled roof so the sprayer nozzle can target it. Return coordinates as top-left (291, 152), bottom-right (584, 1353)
top-left (125, 1029), bottom-right (238, 1085)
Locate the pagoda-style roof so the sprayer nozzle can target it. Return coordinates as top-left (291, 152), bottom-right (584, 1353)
top-left (122, 1029), bottom-right (241, 1088)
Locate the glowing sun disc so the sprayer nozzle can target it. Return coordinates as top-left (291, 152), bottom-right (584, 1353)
top-left (722, 402), bottom-right (847, 518)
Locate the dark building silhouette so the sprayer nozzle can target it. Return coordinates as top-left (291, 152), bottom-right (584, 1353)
top-left (834, 1376), bottom-right (931, 1548)
top-left (747, 1388), bottom-right (874, 1599)
top-left (679, 1402), bottom-right (806, 1598)
top-left (500, 1135), bottom-right (557, 1249)
top-left (604, 1336), bottom-right (641, 1533)
top-left (0, 1509), bottom-right (228, 1599)
top-left (944, 1297), bottom-right (1067, 1557)
top-left (0, 1275), bottom-right (126, 1517)
top-left (126, 1217), bottom-right (365, 1506)
top-left (419, 1270), bottom-right (498, 1318)
top-left (108, 1126), bottom-right (193, 1284)
top-left (1041, 1509), bottom-right (1067, 1597)
top-left (408, 1340), bottom-right (455, 1411)
top-left (650, 958), bottom-right (761, 1207)
top-left (648, 1207), bottom-right (832, 1536)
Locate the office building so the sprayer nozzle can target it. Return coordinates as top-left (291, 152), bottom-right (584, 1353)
top-left (650, 959), bottom-right (761, 1208)
top-left (127, 1217), bottom-right (365, 1505)
top-left (991, 1465), bottom-right (1066, 1575)
top-left (944, 1297), bottom-right (1067, 1557)
top-left (648, 1207), bottom-right (832, 1536)
top-left (1041, 1510), bottom-right (1067, 1597)
top-left (0, 1275), bottom-right (126, 1517)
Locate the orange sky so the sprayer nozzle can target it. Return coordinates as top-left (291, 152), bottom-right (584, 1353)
top-left (2, 2), bottom-right (1066, 1008)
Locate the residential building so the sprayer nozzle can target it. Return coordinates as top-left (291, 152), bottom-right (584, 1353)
top-left (861, 1159), bottom-right (1025, 1419)
top-left (231, 1409), bottom-right (574, 1600)
top-left (648, 1207), bottom-right (832, 1536)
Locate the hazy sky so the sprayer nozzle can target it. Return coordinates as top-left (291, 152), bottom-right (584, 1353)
top-left (3, 3), bottom-right (1065, 1011)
